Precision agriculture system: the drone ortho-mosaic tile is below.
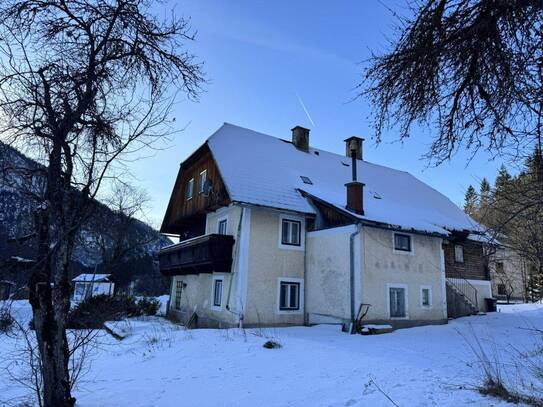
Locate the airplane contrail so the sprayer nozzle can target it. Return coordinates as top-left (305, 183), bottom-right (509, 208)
top-left (295, 92), bottom-right (315, 127)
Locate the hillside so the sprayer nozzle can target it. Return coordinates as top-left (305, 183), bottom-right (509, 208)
top-left (0, 141), bottom-right (171, 294)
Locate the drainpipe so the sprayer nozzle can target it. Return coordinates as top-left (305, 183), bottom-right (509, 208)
top-left (349, 223), bottom-right (362, 331)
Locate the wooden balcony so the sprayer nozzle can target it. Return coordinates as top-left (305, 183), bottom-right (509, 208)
top-left (159, 234), bottom-right (235, 276)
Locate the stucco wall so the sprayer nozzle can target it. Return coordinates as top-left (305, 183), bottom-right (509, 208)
top-left (305, 226), bottom-right (353, 324)
top-left (167, 205), bottom-right (243, 327)
top-left (490, 247), bottom-right (529, 302)
top-left (244, 208), bottom-right (306, 326)
top-left (305, 225), bottom-right (447, 327)
top-left (361, 227), bottom-right (447, 324)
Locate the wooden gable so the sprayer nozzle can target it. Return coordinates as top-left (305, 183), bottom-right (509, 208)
top-left (161, 143), bottom-right (230, 236)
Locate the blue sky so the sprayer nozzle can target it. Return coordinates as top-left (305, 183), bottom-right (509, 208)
top-left (132, 0), bottom-right (504, 227)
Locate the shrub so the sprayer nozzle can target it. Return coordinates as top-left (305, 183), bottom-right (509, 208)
top-left (67, 295), bottom-right (140, 329)
top-left (137, 297), bottom-right (160, 316)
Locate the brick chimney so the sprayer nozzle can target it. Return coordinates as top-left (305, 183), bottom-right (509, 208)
top-left (345, 148), bottom-right (364, 215)
top-left (344, 136), bottom-right (364, 160)
top-left (291, 126), bottom-right (310, 152)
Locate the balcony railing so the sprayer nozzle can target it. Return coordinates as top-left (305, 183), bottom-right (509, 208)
top-left (159, 234), bottom-right (235, 276)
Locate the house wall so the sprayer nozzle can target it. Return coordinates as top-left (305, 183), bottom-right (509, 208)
top-left (444, 240), bottom-right (489, 280)
top-left (305, 225), bottom-right (448, 327)
top-left (360, 227), bottom-right (447, 326)
top-left (168, 204), bottom-right (450, 328)
top-left (243, 207), bottom-right (306, 326)
top-left (305, 226), bottom-right (353, 324)
top-left (489, 247), bottom-right (529, 302)
top-left (167, 205), bottom-right (242, 327)
top-left (168, 273), bottom-right (238, 327)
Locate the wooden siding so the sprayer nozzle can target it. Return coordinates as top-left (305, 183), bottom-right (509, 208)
top-left (161, 144), bottom-right (230, 235)
top-left (444, 240), bottom-right (489, 280)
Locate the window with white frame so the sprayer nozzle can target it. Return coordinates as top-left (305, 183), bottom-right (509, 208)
top-left (198, 170), bottom-right (207, 194)
top-left (421, 286), bottom-right (432, 307)
top-left (218, 219), bottom-right (227, 235)
top-left (185, 178), bottom-right (194, 200)
top-left (175, 280), bottom-right (184, 310)
top-left (212, 277), bottom-right (223, 308)
top-left (389, 286), bottom-right (407, 318)
top-left (281, 218), bottom-right (301, 246)
top-left (394, 233), bottom-right (412, 252)
top-left (454, 244), bottom-right (464, 263)
top-left (279, 281), bottom-right (300, 311)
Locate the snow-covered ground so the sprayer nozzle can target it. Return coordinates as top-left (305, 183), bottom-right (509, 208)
top-left (1, 302), bottom-right (542, 407)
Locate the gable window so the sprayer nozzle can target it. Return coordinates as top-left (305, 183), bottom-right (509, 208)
top-left (218, 219), bottom-right (228, 235)
top-left (420, 286), bottom-right (432, 307)
top-left (281, 219), bottom-right (301, 246)
top-left (279, 281), bottom-right (300, 311)
top-left (454, 245), bottom-right (464, 263)
top-left (212, 277), bottom-right (223, 308)
top-left (394, 233), bottom-right (411, 252)
top-left (185, 178), bottom-right (194, 200)
top-left (198, 170), bottom-right (207, 194)
top-left (175, 280), bottom-right (184, 310)
top-left (389, 285), bottom-right (407, 318)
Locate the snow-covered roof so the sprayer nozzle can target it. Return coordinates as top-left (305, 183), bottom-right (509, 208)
top-left (206, 123), bottom-right (480, 236)
top-left (72, 273), bottom-right (112, 282)
top-left (9, 256), bottom-right (35, 263)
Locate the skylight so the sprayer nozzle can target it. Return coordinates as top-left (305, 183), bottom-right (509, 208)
top-left (300, 176), bottom-right (313, 185)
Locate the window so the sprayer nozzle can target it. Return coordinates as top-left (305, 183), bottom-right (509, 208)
top-left (454, 245), bottom-right (464, 263)
top-left (281, 219), bottom-right (301, 246)
top-left (389, 286), bottom-right (407, 318)
top-left (185, 178), bottom-right (194, 200)
top-left (74, 283), bottom-right (85, 298)
top-left (175, 280), bottom-right (184, 310)
top-left (496, 262), bottom-right (504, 274)
top-left (421, 286), bottom-right (432, 307)
top-left (198, 170), bottom-right (207, 194)
top-left (213, 278), bottom-right (223, 308)
top-left (394, 233), bottom-right (411, 252)
top-left (218, 219), bottom-right (228, 235)
top-left (497, 283), bottom-right (507, 296)
top-left (300, 176), bottom-right (313, 185)
top-left (279, 281), bottom-right (300, 311)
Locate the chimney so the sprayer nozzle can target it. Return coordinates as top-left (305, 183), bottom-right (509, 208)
top-left (291, 126), bottom-right (310, 152)
top-left (345, 148), bottom-right (365, 215)
top-left (344, 136), bottom-right (364, 160)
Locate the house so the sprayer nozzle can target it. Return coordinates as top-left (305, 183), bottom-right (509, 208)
top-left (72, 273), bottom-right (115, 302)
top-left (489, 245), bottom-right (532, 303)
top-left (159, 123), bottom-right (493, 329)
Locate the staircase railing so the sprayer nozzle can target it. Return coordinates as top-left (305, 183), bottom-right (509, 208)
top-left (446, 275), bottom-right (479, 310)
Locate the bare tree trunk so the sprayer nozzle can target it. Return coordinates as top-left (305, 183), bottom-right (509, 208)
top-left (28, 145), bottom-right (77, 407)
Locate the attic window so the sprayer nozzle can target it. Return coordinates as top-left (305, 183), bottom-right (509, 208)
top-left (313, 151), bottom-right (320, 156)
top-left (373, 192), bottom-right (382, 199)
top-left (341, 161), bottom-right (349, 167)
top-left (300, 176), bottom-right (313, 185)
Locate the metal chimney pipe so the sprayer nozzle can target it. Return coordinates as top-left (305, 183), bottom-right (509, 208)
top-left (351, 149), bottom-right (357, 181)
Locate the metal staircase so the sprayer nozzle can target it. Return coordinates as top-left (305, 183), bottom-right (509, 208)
top-left (446, 276), bottom-right (479, 318)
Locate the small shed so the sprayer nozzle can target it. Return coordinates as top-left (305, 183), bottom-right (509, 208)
top-left (72, 273), bottom-right (115, 302)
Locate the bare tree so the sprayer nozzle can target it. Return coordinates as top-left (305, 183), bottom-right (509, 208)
top-left (361, 0), bottom-right (543, 165)
top-left (0, 1), bottom-right (204, 406)
top-left (97, 182), bottom-right (154, 265)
